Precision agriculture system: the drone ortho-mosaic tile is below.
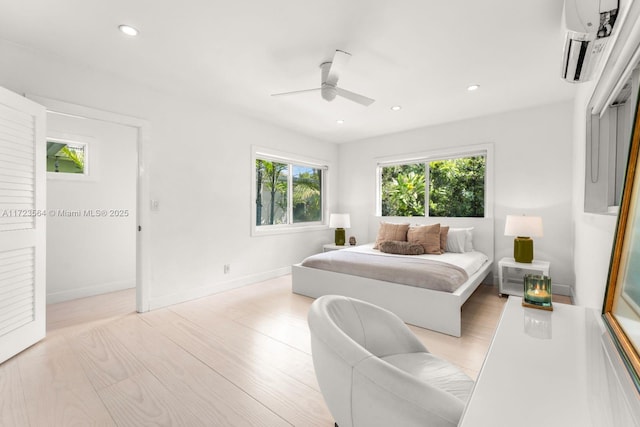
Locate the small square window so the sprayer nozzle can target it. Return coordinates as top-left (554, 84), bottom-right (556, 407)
top-left (47, 140), bottom-right (88, 175)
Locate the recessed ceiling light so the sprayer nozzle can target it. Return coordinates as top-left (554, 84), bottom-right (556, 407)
top-left (467, 84), bottom-right (480, 91)
top-left (118, 25), bottom-right (139, 36)
top-left (391, 105), bottom-right (402, 111)
top-left (336, 119), bottom-right (345, 125)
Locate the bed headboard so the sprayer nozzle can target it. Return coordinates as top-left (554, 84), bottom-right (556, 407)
top-left (368, 216), bottom-right (495, 262)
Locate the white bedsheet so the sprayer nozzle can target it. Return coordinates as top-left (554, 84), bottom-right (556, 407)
top-left (337, 243), bottom-right (489, 277)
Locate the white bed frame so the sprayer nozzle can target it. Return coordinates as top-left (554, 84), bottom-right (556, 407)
top-left (292, 216), bottom-right (494, 337)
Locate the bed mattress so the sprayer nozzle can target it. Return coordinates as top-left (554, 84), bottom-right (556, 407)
top-left (300, 244), bottom-right (489, 293)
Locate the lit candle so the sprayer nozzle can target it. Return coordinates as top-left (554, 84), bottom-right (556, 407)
top-left (526, 283), bottom-right (551, 303)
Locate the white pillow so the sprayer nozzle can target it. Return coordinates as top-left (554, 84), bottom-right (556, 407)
top-left (464, 228), bottom-right (474, 252)
top-left (446, 227), bottom-right (474, 253)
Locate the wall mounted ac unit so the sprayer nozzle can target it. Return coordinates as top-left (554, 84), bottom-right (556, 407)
top-left (561, 0), bottom-right (619, 83)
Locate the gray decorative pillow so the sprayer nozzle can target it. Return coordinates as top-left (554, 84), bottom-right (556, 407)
top-left (379, 240), bottom-right (425, 255)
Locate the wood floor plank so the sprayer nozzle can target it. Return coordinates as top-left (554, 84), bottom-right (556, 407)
top-left (0, 357), bottom-right (30, 427)
top-left (67, 325), bottom-right (147, 390)
top-left (167, 302), bottom-right (320, 392)
top-left (105, 315), bottom-right (290, 426)
top-left (233, 310), bottom-right (312, 354)
top-left (97, 370), bottom-right (203, 427)
top-left (140, 309), bottom-right (333, 427)
top-left (47, 288), bottom-right (135, 334)
top-left (18, 345), bottom-right (115, 426)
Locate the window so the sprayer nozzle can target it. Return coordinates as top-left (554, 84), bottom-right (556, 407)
top-left (586, 67), bottom-right (640, 214)
top-left (253, 148), bottom-right (327, 233)
top-left (379, 151), bottom-right (487, 218)
top-left (46, 139), bottom-right (88, 175)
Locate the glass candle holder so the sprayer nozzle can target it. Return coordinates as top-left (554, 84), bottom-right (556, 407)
top-left (523, 274), bottom-right (553, 310)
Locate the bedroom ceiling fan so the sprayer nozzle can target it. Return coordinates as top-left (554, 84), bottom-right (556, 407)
top-left (271, 49), bottom-right (375, 106)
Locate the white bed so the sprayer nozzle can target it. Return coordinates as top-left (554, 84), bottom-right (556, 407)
top-left (292, 216), bottom-right (494, 337)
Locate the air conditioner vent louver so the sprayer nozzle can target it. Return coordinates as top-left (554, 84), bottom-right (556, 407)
top-left (561, 0), bottom-right (619, 83)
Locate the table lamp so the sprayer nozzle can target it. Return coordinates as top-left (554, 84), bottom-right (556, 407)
top-left (504, 215), bottom-right (543, 263)
top-left (329, 213), bottom-right (351, 246)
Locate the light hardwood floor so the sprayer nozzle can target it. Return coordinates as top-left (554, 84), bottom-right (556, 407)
top-left (1, 277), bottom-right (569, 426)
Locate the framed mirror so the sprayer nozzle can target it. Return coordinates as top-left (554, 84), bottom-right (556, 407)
top-left (603, 94), bottom-right (640, 393)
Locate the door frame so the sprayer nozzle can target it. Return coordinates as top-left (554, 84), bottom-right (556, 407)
top-left (27, 95), bottom-right (151, 312)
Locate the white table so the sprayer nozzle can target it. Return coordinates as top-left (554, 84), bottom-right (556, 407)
top-left (459, 297), bottom-right (592, 426)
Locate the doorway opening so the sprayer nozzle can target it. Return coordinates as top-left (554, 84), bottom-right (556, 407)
top-left (29, 95), bottom-right (151, 312)
top-left (45, 112), bottom-right (137, 305)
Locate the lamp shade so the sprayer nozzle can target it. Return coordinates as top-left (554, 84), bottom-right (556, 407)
top-left (504, 215), bottom-right (543, 237)
top-left (329, 213), bottom-right (351, 229)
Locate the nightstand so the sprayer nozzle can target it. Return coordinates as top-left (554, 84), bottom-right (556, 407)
top-left (323, 243), bottom-right (350, 252)
top-left (498, 257), bottom-right (550, 297)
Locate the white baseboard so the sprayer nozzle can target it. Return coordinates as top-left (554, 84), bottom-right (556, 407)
top-left (47, 279), bottom-right (135, 304)
top-left (147, 266), bottom-right (292, 311)
top-left (553, 283), bottom-right (571, 297)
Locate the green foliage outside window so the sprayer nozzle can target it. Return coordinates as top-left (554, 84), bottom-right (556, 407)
top-left (46, 141), bottom-right (86, 174)
top-left (429, 156), bottom-right (485, 217)
top-left (292, 166), bottom-right (322, 223)
top-left (380, 155), bottom-right (485, 217)
top-left (256, 159), bottom-right (322, 226)
top-left (381, 164), bottom-right (425, 216)
top-left (256, 160), bottom-right (288, 225)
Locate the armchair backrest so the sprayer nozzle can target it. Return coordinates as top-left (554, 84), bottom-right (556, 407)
top-left (308, 295), bottom-right (429, 426)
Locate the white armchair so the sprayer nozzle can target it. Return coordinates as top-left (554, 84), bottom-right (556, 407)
top-left (308, 295), bottom-right (474, 427)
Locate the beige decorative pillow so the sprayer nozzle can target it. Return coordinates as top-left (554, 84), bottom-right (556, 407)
top-left (440, 225), bottom-right (449, 254)
top-left (379, 240), bottom-right (425, 255)
top-left (373, 222), bottom-right (410, 249)
top-left (407, 223), bottom-right (441, 255)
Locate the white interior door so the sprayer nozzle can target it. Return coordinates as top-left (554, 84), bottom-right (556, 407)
top-left (0, 87), bottom-right (46, 364)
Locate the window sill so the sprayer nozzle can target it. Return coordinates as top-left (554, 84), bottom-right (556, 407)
top-left (251, 223), bottom-right (329, 237)
top-left (47, 172), bottom-right (95, 182)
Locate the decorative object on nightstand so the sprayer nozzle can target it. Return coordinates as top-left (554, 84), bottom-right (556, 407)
top-left (504, 215), bottom-right (543, 263)
top-left (349, 236), bottom-right (356, 246)
top-left (329, 213), bottom-right (350, 246)
top-left (522, 274), bottom-right (553, 310)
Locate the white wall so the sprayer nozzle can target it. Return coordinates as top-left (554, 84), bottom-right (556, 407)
top-left (338, 102), bottom-right (575, 290)
top-left (46, 113), bottom-right (137, 303)
top-left (0, 40), bottom-right (338, 309)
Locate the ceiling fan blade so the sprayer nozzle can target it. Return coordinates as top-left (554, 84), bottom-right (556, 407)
top-left (335, 87), bottom-right (375, 106)
top-left (271, 88), bottom-right (321, 97)
top-left (326, 50), bottom-right (351, 86)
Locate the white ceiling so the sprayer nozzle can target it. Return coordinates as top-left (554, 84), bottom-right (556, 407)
top-left (0, 0), bottom-right (577, 143)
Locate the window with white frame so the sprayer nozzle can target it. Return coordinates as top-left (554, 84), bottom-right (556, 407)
top-left (378, 149), bottom-right (488, 218)
top-left (46, 139), bottom-right (88, 175)
top-left (253, 149), bottom-right (327, 233)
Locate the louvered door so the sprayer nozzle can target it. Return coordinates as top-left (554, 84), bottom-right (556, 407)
top-left (0, 87), bottom-right (46, 364)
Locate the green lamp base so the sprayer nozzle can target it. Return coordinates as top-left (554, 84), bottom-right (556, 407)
top-left (513, 236), bottom-right (534, 263)
top-left (334, 228), bottom-right (346, 246)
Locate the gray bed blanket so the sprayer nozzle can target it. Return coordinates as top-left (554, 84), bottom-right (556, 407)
top-left (300, 251), bottom-right (469, 293)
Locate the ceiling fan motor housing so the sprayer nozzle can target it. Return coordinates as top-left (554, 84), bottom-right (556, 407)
top-left (319, 62), bottom-right (337, 101)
